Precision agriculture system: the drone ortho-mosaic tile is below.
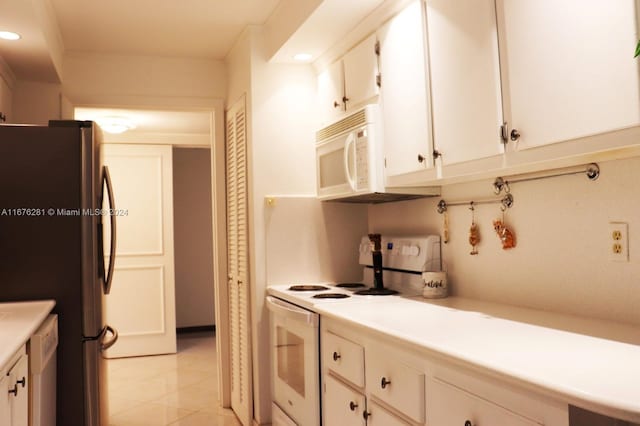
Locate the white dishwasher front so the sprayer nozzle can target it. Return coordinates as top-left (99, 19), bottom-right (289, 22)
top-left (28, 314), bottom-right (58, 426)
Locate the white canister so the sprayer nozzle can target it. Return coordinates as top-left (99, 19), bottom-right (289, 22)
top-left (422, 271), bottom-right (448, 299)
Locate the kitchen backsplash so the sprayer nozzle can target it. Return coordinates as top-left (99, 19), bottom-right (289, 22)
top-left (369, 156), bottom-right (640, 326)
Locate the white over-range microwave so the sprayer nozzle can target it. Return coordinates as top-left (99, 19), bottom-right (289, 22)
top-left (315, 104), bottom-right (439, 203)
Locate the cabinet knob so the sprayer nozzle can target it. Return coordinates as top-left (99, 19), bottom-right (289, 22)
top-left (332, 351), bottom-right (341, 361)
top-left (8, 384), bottom-right (18, 396)
top-left (510, 128), bottom-right (521, 141)
top-left (342, 96), bottom-right (350, 104)
top-left (333, 101), bottom-right (341, 109)
top-left (349, 401), bottom-right (358, 411)
top-left (363, 410), bottom-right (371, 420)
top-left (16, 377), bottom-right (26, 388)
top-left (465, 421), bottom-right (474, 426)
top-left (380, 377), bottom-right (391, 389)
top-left (417, 153), bottom-right (426, 163)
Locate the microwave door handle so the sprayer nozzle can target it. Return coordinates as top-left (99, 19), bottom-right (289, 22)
top-left (343, 132), bottom-right (357, 191)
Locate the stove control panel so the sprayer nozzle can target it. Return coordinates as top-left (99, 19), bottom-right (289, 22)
top-left (359, 235), bottom-right (441, 272)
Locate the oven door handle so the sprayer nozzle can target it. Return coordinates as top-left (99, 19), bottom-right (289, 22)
top-left (266, 296), bottom-right (319, 327)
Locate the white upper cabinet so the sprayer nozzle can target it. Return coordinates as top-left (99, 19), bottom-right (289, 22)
top-left (378, 0), bottom-right (433, 178)
top-left (497, 0), bottom-right (640, 150)
top-left (318, 34), bottom-right (379, 126)
top-left (343, 34), bottom-right (380, 111)
top-left (426, 0), bottom-right (504, 166)
top-left (318, 60), bottom-right (346, 126)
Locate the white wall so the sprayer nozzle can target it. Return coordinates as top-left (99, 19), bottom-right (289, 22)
top-left (12, 81), bottom-right (62, 124)
top-left (369, 155), bottom-right (640, 326)
top-left (226, 26), bottom-right (320, 424)
top-left (173, 147), bottom-right (216, 328)
top-left (0, 57), bottom-right (14, 122)
top-left (63, 52), bottom-right (227, 105)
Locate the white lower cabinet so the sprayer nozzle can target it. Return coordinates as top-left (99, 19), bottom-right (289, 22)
top-left (322, 318), bottom-right (568, 426)
top-left (1, 346), bottom-right (29, 426)
top-left (427, 377), bottom-right (541, 426)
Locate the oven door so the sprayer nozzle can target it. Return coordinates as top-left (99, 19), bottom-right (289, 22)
top-left (266, 296), bottom-right (320, 426)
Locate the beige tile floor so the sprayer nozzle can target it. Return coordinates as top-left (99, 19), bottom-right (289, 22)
top-left (107, 332), bottom-right (241, 426)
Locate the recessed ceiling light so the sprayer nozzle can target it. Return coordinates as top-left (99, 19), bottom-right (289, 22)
top-left (0, 31), bottom-right (21, 41)
top-left (96, 116), bottom-right (136, 134)
top-left (293, 53), bottom-right (313, 62)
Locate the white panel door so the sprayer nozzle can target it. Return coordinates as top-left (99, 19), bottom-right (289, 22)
top-left (102, 144), bottom-right (177, 358)
top-left (497, 0), bottom-right (640, 150)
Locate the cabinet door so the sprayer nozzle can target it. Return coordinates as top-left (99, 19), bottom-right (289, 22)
top-left (498, 0), bottom-right (640, 150)
top-left (324, 375), bottom-right (366, 426)
top-left (8, 354), bottom-right (29, 426)
top-left (426, 0), bottom-right (504, 165)
top-left (343, 33), bottom-right (380, 110)
top-left (378, 0), bottom-right (433, 177)
top-left (366, 348), bottom-right (425, 423)
top-left (0, 373), bottom-right (10, 426)
top-left (318, 60), bottom-right (345, 126)
top-left (427, 377), bottom-right (542, 426)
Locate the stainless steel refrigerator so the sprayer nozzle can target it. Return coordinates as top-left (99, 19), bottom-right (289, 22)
top-left (0, 120), bottom-right (118, 426)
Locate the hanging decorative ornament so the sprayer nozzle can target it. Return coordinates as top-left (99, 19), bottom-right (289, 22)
top-left (468, 202), bottom-right (480, 255)
top-left (493, 206), bottom-right (516, 250)
top-left (443, 211), bottom-right (450, 244)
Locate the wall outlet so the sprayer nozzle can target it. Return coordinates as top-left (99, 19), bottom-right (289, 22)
top-left (608, 222), bottom-right (629, 262)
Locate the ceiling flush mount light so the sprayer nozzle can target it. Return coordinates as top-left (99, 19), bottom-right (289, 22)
top-left (96, 116), bottom-right (136, 134)
top-left (293, 53), bottom-right (313, 62)
top-left (0, 31), bottom-right (21, 41)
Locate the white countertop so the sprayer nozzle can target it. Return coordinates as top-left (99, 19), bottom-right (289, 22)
top-left (314, 296), bottom-right (640, 423)
top-left (0, 300), bottom-right (56, 368)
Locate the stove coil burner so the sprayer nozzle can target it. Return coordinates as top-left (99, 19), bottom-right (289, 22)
top-left (312, 293), bottom-right (350, 299)
top-left (354, 288), bottom-right (399, 296)
top-left (335, 283), bottom-right (366, 289)
top-left (288, 285), bottom-right (330, 291)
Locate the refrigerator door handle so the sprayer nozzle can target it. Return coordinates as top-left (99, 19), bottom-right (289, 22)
top-left (103, 165), bottom-right (117, 295)
top-left (100, 325), bottom-right (118, 351)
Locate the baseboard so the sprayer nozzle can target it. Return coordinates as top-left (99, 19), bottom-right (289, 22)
top-left (176, 325), bottom-right (216, 334)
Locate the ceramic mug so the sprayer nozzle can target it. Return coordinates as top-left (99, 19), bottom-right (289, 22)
top-left (422, 271), bottom-right (448, 299)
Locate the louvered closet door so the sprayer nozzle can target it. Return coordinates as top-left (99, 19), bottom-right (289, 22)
top-left (226, 96), bottom-right (252, 426)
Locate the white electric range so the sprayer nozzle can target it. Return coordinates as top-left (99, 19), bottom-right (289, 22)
top-left (266, 235), bottom-right (441, 426)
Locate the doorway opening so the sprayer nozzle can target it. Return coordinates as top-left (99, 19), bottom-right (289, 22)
top-left (73, 104), bottom-right (231, 423)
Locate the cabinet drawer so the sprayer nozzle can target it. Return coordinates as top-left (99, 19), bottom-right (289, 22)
top-left (323, 331), bottom-right (364, 387)
top-left (324, 374), bottom-right (366, 426)
top-left (427, 377), bottom-right (542, 425)
top-left (367, 401), bottom-right (411, 426)
top-left (366, 350), bottom-right (425, 423)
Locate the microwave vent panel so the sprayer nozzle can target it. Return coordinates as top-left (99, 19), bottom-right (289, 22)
top-left (316, 108), bottom-right (367, 142)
